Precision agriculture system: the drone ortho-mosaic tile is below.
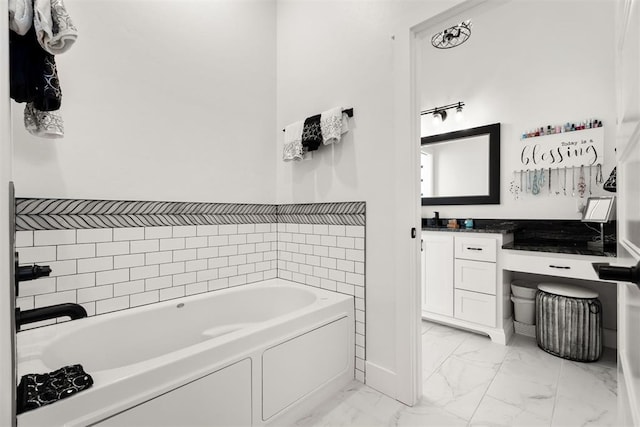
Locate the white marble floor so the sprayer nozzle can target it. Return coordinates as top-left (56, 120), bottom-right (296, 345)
top-left (297, 321), bottom-right (617, 426)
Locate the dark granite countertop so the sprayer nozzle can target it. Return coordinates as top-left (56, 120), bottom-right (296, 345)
top-left (422, 226), bottom-right (515, 235)
top-left (502, 241), bottom-right (616, 257)
top-left (421, 218), bottom-right (617, 257)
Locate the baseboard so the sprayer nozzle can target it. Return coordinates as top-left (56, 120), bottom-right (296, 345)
top-left (364, 361), bottom-right (396, 398)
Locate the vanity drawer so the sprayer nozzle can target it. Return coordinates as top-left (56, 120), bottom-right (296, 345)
top-left (455, 236), bottom-right (497, 262)
top-left (503, 251), bottom-right (603, 281)
top-left (455, 259), bottom-right (497, 295)
top-left (454, 289), bottom-right (496, 327)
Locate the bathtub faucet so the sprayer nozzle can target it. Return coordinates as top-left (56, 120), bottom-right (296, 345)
top-left (16, 303), bottom-right (88, 331)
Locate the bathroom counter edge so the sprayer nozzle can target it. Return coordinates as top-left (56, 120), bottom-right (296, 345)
top-left (421, 227), bottom-right (515, 235)
top-left (501, 242), bottom-right (616, 258)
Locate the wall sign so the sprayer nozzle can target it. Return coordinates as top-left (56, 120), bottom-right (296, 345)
top-left (519, 127), bottom-right (604, 168)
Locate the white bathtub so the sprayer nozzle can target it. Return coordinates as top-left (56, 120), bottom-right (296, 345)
top-left (17, 279), bottom-right (354, 426)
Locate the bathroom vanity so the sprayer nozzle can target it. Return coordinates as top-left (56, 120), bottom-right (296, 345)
top-left (421, 228), bottom-right (514, 344)
top-left (422, 222), bottom-right (617, 346)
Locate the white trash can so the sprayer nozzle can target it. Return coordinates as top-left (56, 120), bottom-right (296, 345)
top-left (511, 295), bottom-right (536, 325)
top-left (511, 280), bottom-right (537, 299)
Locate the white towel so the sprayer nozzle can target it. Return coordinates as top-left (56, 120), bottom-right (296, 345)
top-left (9, 0), bottom-right (33, 35)
top-left (34, 0), bottom-right (78, 55)
top-left (24, 103), bottom-right (65, 139)
top-left (283, 121), bottom-right (304, 161)
top-left (320, 107), bottom-right (349, 145)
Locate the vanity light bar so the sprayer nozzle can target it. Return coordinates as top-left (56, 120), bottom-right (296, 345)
top-left (421, 102), bottom-right (465, 122)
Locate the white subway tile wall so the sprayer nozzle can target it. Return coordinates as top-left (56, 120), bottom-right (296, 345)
top-left (277, 222), bottom-right (366, 383)
top-left (16, 224), bottom-right (279, 321)
top-left (15, 203), bottom-right (366, 382)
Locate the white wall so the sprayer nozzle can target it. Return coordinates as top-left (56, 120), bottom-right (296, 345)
top-left (419, 0), bottom-right (616, 219)
top-left (11, 0), bottom-right (277, 204)
top-left (276, 0), bottom-right (464, 398)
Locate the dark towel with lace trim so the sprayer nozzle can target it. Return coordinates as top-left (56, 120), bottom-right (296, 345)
top-left (17, 364), bottom-right (93, 414)
top-left (302, 114), bottom-right (323, 152)
top-left (10, 27), bottom-right (62, 111)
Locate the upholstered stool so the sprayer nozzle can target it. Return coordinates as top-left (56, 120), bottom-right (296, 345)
top-left (536, 283), bottom-right (602, 362)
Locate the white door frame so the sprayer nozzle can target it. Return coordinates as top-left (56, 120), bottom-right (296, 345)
top-left (1, 0), bottom-right (15, 423)
top-left (392, 0), bottom-right (491, 405)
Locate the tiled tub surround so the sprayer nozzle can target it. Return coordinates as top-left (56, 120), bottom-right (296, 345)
top-left (276, 202), bottom-right (366, 382)
top-left (277, 222), bottom-right (365, 382)
top-left (14, 199), bottom-right (366, 381)
top-left (15, 223), bottom-right (279, 319)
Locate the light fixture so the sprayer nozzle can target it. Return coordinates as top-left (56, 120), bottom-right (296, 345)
top-left (432, 109), bottom-right (447, 125)
top-left (422, 102), bottom-right (465, 124)
top-left (431, 20), bottom-right (472, 49)
top-left (455, 102), bottom-right (464, 121)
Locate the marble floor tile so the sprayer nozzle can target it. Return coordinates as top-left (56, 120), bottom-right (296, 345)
top-left (304, 322), bottom-right (619, 427)
top-left (392, 397), bottom-right (468, 427)
top-left (551, 360), bottom-right (617, 426)
top-left (295, 382), bottom-right (404, 427)
top-left (483, 337), bottom-right (561, 421)
top-left (422, 353), bottom-right (500, 420)
top-left (450, 332), bottom-right (510, 369)
top-left (421, 322), bottom-right (471, 380)
top-left (494, 335), bottom-right (563, 384)
top-left (470, 394), bottom-right (553, 427)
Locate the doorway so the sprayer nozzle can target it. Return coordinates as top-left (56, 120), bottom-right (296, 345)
top-left (412, 0), bottom-right (623, 423)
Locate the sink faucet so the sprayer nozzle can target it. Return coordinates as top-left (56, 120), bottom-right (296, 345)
top-left (16, 303), bottom-right (87, 331)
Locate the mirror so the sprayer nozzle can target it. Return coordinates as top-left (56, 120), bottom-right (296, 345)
top-left (582, 196), bottom-right (616, 223)
top-left (421, 123), bottom-right (500, 206)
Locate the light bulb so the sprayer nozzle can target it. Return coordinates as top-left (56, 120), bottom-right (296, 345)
top-left (455, 105), bottom-right (463, 121)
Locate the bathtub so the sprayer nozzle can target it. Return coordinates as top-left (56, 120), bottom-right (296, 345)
top-left (17, 279), bottom-right (354, 426)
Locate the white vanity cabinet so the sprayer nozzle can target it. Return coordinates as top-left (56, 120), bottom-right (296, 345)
top-left (422, 233), bottom-right (454, 316)
top-left (422, 230), bottom-right (513, 344)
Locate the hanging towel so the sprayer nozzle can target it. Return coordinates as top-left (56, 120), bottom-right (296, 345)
top-left (10, 27), bottom-right (62, 111)
top-left (283, 120), bottom-right (304, 161)
top-left (320, 107), bottom-right (349, 145)
top-left (34, 0), bottom-right (78, 55)
top-left (17, 364), bottom-right (94, 414)
top-left (24, 103), bottom-right (65, 139)
top-left (36, 55), bottom-right (62, 111)
top-left (33, 0), bottom-right (54, 52)
top-left (301, 114), bottom-right (323, 152)
top-left (10, 28), bottom-right (39, 103)
top-left (8, 0), bottom-right (33, 35)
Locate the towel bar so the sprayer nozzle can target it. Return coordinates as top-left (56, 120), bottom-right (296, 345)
top-left (282, 108), bottom-right (353, 132)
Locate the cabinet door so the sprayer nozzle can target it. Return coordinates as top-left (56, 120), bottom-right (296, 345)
top-left (455, 259), bottom-right (496, 295)
top-left (454, 289), bottom-right (496, 327)
top-left (422, 233), bottom-right (454, 316)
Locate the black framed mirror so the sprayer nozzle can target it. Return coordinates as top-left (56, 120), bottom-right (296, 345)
top-left (420, 123), bottom-right (500, 205)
